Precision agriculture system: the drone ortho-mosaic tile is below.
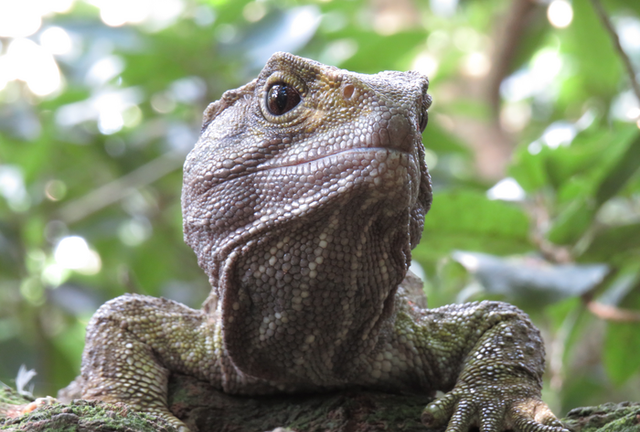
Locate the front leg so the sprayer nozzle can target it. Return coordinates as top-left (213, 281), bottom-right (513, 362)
top-left (80, 294), bottom-right (272, 431)
top-left (395, 301), bottom-right (568, 432)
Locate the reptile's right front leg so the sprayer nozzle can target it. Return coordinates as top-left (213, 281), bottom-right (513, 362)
top-left (81, 294), bottom-right (223, 431)
top-left (408, 301), bottom-right (568, 432)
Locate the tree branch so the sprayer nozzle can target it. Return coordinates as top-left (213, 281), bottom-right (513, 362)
top-left (589, 0), bottom-right (640, 104)
top-left (587, 301), bottom-right (640, 323)
top-left (3, 377), bottom-right (640, 432)
top-left (57, 151), bottom-right (184, 224)
top-left (486, 0), bottom-right (536, 117)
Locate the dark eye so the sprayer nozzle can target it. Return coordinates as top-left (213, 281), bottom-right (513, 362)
top-left (266, 83), bottom-right (301, 116)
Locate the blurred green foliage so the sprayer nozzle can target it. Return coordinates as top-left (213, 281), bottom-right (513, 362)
top-left (0, 0), bottom-right (639, 416)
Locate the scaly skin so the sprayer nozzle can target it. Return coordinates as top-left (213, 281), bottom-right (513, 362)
top-left (80, 52), bottom-right (568, 432)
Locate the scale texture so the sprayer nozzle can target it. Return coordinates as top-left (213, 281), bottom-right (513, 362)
top-left (80, 52), bottom-right (568, 432)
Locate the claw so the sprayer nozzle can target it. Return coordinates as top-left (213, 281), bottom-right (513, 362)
top-left (513, 416), bottom-right (569, 432)
top-left (511, 399), bottom-right (569, 432)
top-left (422, 387), bottom-right (567, 432)
top-left (422, 392), bottom-right (458, 427)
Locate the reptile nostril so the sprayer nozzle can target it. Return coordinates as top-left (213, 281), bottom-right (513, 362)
top-left (342, 83), bottom-right (355, 100)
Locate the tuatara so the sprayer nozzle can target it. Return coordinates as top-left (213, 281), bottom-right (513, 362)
top-left (80, 52), bottom-right (568, 432)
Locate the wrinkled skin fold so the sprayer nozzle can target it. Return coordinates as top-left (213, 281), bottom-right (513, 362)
top-left (80, 52), bottom-right (568, 432)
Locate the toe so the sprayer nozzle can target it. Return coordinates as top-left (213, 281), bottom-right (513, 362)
top-left (511, 399), bottom-right (569, 432)
top-left (422, 392), bottom-right (459, 427)
top-left (444, 399), bottom-right (477, 432)
top-left (513, 416), bottom-right (569, 432)
top-left (479, 404), bottom-right (507, 432)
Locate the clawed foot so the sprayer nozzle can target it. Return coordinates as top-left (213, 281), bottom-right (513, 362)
top-left (421, 385), bottom-right (569, 432)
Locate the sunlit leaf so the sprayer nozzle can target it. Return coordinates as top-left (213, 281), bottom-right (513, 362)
top-left (547, 197), bottom-right (596, 245)
top-left (603, 299), bottom-right (640, 385)
top-left (416, 191), bottom-right (532, 263)
top-left (509, 145), bottom-right (549, 192)
top-left (595, 130), bottom-right (640, 206)
top-left (582, 222), bottom-right (640, 262)
top-left (422, 123), bottom-right (470, 155)
top-left (563, 0), bottom-right (622, 95)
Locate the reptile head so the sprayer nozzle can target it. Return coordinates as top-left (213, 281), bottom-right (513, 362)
top-left (182, 52), bottom-right (432, 381)
top-left (183, 52), bottom-right (432, 272)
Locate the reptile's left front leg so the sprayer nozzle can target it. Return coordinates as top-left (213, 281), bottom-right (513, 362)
top-left (80, 294), bottom-right (275, 431)
top-left (381, 300), bottom-right (569, 432)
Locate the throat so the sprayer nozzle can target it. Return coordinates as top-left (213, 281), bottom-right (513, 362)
top-left (220, 213), bottom-right (411, 384)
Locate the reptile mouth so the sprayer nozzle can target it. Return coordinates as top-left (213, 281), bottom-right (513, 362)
top-left (256, 147), bottom-right (413, 172)
top-left (204, 147), bottom-right (416, 189)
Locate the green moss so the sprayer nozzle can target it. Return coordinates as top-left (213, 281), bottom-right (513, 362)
top-left (563, 402), bottom-right (640, 432)
top-left (0, 384), bottom-right (33, 406)
top-left (0, 385), bottom-right (178, 432)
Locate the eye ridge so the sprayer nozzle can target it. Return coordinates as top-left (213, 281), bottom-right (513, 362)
top-left (267, 83), bottom-right (301, 116)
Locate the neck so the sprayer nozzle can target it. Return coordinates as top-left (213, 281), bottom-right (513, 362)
top-left (217, 202), bottom-right (412, 383)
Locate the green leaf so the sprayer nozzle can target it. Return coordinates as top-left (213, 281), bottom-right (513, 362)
top-left (422, 123), bottom-right (470, 155)
top-left (544, 125), bottom-right (636, 195)
top-left (563, 0), bottom-right (622, 96)
top-left (545, 131), bottom-right (612, 191)
top-left (603, 278), bottom-right (640, 385)
top-left (603, 288), bottom-right (640, 386)
top-left (581, 222), bottom-right (640, 262)
top-left (547, 196), bottom-right (596, 245)
top-left (338, 31), bottom-right (427, 74)
top-left (415, 191), bottom-right (532, 264)
top-left (510, 122), bottom-right (639, 201)
top-left (609, 0), bottom-right (640, 16)
top-left (595, 130), bottom-right (640, 206)
top-left (539, 125), bottom-right (639, 245)
top-left (50, 319), bottom-right (87, 390)
top-left (509, 145), bottom-right (549, 192)
top-left (556, 176), bottom-right (592, 204)
top-left (444, 99), bottom-right (492, 122)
